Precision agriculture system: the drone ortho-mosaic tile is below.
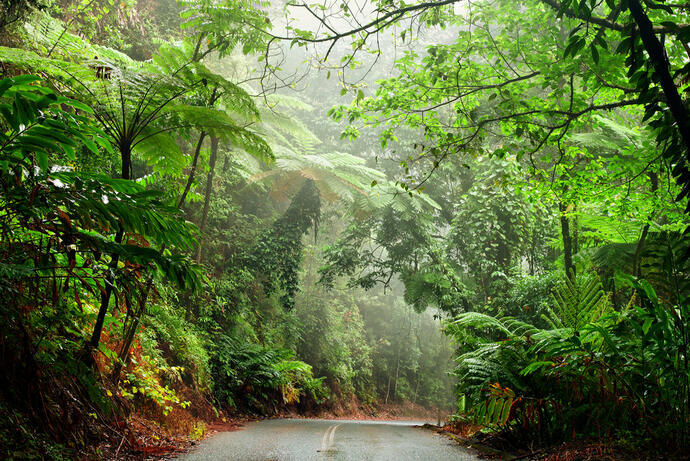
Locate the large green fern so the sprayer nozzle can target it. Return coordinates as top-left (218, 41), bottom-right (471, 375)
top-left (546, 271), bottom-right (609, 329)
top-left (447, 270), bottom-right (623, 436)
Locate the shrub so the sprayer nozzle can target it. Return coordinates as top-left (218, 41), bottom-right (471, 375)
top-left (447, 269), bottom-right (690, 449)
top-left (210, 335), bottom-right (326, 414)
top-left (141, 301), bottom-right (212, 392)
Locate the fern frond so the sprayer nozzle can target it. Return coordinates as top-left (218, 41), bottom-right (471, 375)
top-left (550, 272), bottom-right (609, 329)
top-left (23, 12), bottom-right (141, 68)
top-left (579, 213), bottom-right (641, 244)
top-left (450, 312), bottom-right (513, 336)
top-left (132, 126), bottom-right (186, 174)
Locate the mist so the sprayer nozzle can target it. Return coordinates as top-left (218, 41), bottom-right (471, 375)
top-left (1, 0), bottom-right (689, 458)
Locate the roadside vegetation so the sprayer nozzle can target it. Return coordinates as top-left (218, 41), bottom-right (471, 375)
top-left (0, 0), bottom-right (688, 459)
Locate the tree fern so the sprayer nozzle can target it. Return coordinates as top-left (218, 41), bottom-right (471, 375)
top-left (578, 212), bottom-right (641, 244)
top-left (250, 147), bottom-right (386, 203)
top-left (211, 334), bottom-right (324, 411)
top-left (245, 89), bottom-right (442, 218)
top-left (446, 269), bottom-right (629, 435)
top-left (0, 39), bottom-right (272, 179)
top-left (569, 114), bottom-right (643, 152)
top-left (640, 232), bottom-right (690, 307)
top-left (450, 312), bottom-right (515, 337)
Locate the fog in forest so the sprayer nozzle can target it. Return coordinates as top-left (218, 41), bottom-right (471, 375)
top-left (1, 0), bottom-right (689, 458)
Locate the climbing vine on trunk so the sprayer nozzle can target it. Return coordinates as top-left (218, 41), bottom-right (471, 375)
top-left (245, 179), bottom-right (321, 310)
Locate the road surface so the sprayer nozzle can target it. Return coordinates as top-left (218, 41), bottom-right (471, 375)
top-left (175, 418), bottom-right (479, 461)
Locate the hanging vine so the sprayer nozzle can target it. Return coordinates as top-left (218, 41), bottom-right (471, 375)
top-left (245, 179), bottom-right (321, 310)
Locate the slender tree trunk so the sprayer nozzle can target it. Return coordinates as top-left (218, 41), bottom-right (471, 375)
top-left (412, 329), bottom-right (422, 405)
top-left (634, 172), bottom-right (659, 278)
top-left (529, 225), bottom-right (537, 276)
top-left (108, 131), bottom-right (206, 376)
top-left (88, 145), bottom-right (131, 353)
top-left (179, 131), bottom-right (207, 206)
top-left (384, 373), bottom-right (392, 405)
top-left (197, 136), bottom-right (219, 263)
top-left (111, 293), bottom-right (135, 383)
top-left (111, 279), bottom-right (152, 385)
top-left (179, 86), bottom-right (218, 209)
top-left (112, 129), bottom-right (213, 373)
top-left (393, 347), bottom-right (401, 402)
top-left (572, 203), bottom-right (579, 257)
top-left (559, 201), bottom-right (575, 281)
top-left (106, 86), bottom-right (218, 375)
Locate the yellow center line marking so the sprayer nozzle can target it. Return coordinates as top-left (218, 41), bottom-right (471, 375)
top-left (328, 424), bottom-right (340, 450)
top-left (320, 425), bottom-right (336, 452)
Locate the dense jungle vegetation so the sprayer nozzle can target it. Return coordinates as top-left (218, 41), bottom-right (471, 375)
top-left (0, 0), bottom-right (689, 459)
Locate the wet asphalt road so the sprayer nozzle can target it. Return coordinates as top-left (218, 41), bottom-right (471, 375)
top-left (175, 418), bottom-right (479, 461)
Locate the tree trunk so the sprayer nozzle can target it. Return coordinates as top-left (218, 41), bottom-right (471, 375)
top-left (111, 279), bottom-right (152, 385)
top-left (529, 225), bottom-right (537, 276)
top-left (559, 201), bottom-right (575, 281)
top-left (633, 172), bottom-right (659, 278)
top-left (179, 131), bottom-right (207, 207)
top-left (384, 372), bottom-right (392, 405)
top-left (111, 132), bottom-right (209, 376)
top-left (393, 347), bottom-right (401, 402)
top-left (572, 203), bottom-right (579, 257)
top-left (628, 0), bottom-right (690, 160)
top-left (88, 144), bottom-right (131, 353)
top-left (196, 136), bottom-right (219, 263)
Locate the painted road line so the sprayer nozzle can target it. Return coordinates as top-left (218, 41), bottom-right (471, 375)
top-left (328, 424), bottom-right (340, 451)
top-left (320, 425), bottom-right (336, 452)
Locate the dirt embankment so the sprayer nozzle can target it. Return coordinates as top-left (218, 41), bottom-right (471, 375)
top-left (292, 396), bottom-right (448, 421)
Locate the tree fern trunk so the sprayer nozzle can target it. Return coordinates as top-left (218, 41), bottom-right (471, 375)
top-left (88, 144), bottom-right (131, 354)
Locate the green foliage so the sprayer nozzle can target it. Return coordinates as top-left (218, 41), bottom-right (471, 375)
top-left (4, 0), bottom-right (690, 456)
top-left (487, 273), bottom-right (560, 328)
top-left (0, 54), bottom-right (206, 456)
top-left (447, 263), bottom-right (690, 446)
top-left (141, 300), bottom-right (212, 392)
top-left (548, 271), bottom-right (610, 329)
top-left (210, 335), bottom-right (326, 413)
top-left (121, 354), bottom-right (190, 416)
top-left (245, 179), bottom-right (321, 310)
top-left (294, 261), bottom-right (374, 400)
top-left (0, 403), bottom-right (73, 461)
top-left (178, 0), bottom-right (269, 57)
top-left (0, 0), bottom-right (46, 34)
top-left (473, 383), bottom-right (515, 428)
top-left (0, 75), bottom-right (201, 294)
top-left (449, 158), bottom-right (532, 276)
